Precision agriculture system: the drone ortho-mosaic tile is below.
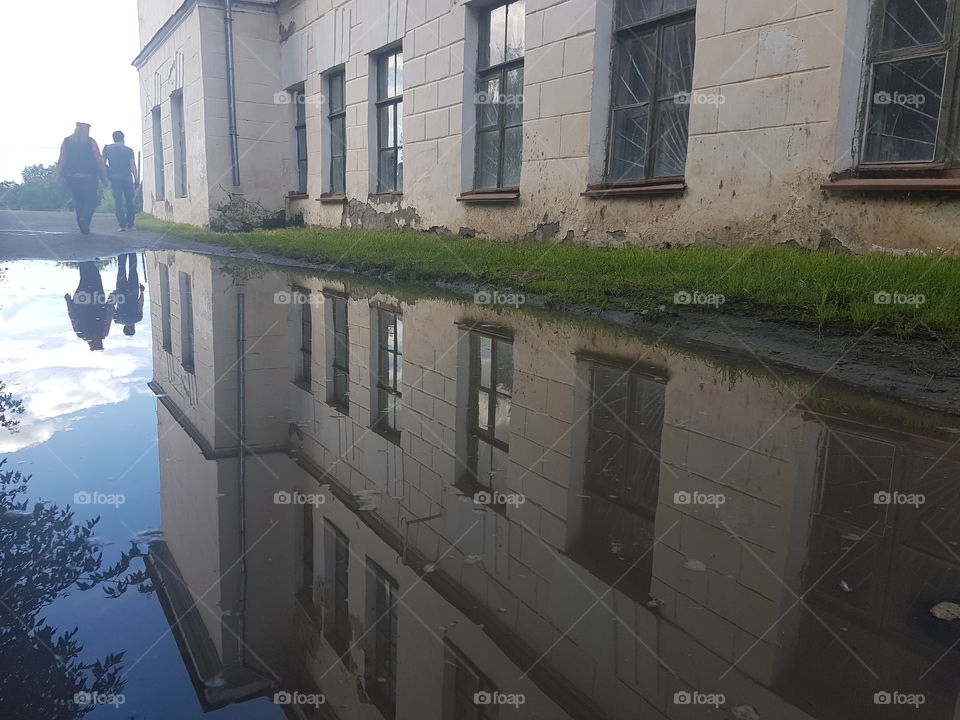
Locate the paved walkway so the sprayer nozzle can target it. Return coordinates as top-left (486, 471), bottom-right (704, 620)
top-left (0, 209), bottom-right (218, 261)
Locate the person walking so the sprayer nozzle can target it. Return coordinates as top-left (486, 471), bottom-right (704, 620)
top-left (102, 131), bottom-right (139, 231)
top-left (110, 253), bottom-right (145, 336)
top-left (57, 122), bottom-right (106, 234)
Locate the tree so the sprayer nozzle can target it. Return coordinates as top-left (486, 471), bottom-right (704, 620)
top-left (0, 164), bottom-right (71, 212)
top-left (0, 387), bottom-right (152, 719)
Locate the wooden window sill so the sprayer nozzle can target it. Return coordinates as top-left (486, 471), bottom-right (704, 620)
top-left (317, 193), bottom-right (347, 204)
top-left (287, 192), bottom-right (309, 200)
top-left (457, 188), bottom-right (520, 203)
top-left (821, 177), bottom-right (960, 192)
top-left (582, 179), bottom-right (686, 198)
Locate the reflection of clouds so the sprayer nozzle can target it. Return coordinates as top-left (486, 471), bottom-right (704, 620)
top-left (0, 260), bottom-right (152, 453)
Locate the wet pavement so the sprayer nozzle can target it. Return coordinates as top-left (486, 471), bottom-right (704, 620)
top-left (2, 245), bottom-right (960, 720)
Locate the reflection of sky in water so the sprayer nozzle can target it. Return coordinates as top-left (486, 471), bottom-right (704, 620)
top-left (0, 259), bottom-right (277, 719)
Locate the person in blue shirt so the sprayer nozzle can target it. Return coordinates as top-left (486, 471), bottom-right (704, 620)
top-left (110, 253), bottom-right (145, 336)
top-left (101, 131), bottom-right (139, 231)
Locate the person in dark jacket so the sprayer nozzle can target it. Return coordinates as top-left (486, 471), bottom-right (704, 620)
top-left (110, 254), bottom-right (145, 336)
top-left (57, 122), bottom-right (106, 234)
top-left (102, 131), bottom-right (139, 231)
top-left (65, 262), bottom-right (113, 351)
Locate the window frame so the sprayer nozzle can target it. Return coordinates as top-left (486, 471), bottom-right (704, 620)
top-left (295, 286), bottom-right (312, 389)
top-left (376, 48), bottom-right (404, 193)
top-left (465, 331), bottom-right (512, 496)
top-left (373, 307), bottom-right (403, 441)
top-left (327, 69), bottom-right (347, 195)
top-left (178, 271), bottom-right (194, 373)
top-left (327, 293), bottom-right (350, 412)
top-left (323, 520), bottom-right (351, 660)
top-left (151, 105), bottom-right (165, 201)
top-left (292, 84), bottom-right (308, 194)
top-left (170, 90), bottom-right (188, 198)
top-left (604, 0), bottom-right (697, 184)
top-left (856, 0), bottom-right (960, 171)
top-left (158, 263), bottom-right (172, 352)
top-left (473, 1), bottom-right (525, 191)
top-left (366, 560), bottom-right (399, 720)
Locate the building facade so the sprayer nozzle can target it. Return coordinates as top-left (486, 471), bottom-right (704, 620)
top-left (134, 0), bottom-right (960, 251)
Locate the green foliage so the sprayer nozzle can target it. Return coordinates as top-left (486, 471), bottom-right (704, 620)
top-left (0, 164), bottom-right (72, 211)
top-left (138, 215), bottom-right (960, 344)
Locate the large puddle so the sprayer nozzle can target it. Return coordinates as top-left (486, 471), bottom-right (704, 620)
top-left (2, 251), bottom-right (959, 719)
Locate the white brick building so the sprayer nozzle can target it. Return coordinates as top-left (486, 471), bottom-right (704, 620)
top-left (135, 0), bottom-right (960, 251)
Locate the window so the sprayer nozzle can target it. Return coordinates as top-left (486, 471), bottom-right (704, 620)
top-left (323, 521), bottom-right (351, 658)
top-left (328, 295), bottom-right (350, 410)
top-left (373, 309), bottom-right (403, 438)
top-left (474, 1), bottom-right (525, 189)
top-left (376, 49), bottom-right (404, 192)
top-left (170, 90), bottom-right (188, 197)
top-left (178, 271), bottom-right (194, 372)
top-left (152, 106), bottom-right (165, 200)
top-left (302, 504), bottom-right (314, 591)
top-left (574, 362), bottom-right (664, 597)
top-left (293, 85), bottom-right (308, 193)
top-left (445, 644), bottom-right (498, 720)
top-left (606, 0), bottom-right (696, 182)
top-left (327, 70), bottom-right (347, 195)
top-left (466, 333), bottom-right (512, 496)
top-left (860, 0), bottom-right (953, 164)
top-left (365, 561), bottom-right (398, 720)
top-left (158, 263), bottom-right (172, 352)
top-left (297, 288), bottom-right (312, 388)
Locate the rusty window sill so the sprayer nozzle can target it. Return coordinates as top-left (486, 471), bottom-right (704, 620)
top-left (821, 177), bottom-right (960, 192)
top-left (317, 193), bottom-right (347, 204)
top-left (457, 188), bottom-right (520, 203)
top-left (582, 179), bottom-right (686, 198)
top-left (287, 192), bottom-right (309, 200)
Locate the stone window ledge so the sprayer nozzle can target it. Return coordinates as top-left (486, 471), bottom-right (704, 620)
top-left (369, 192), bottom-right (403, 204)
top-left (457, 188), bottom-right (520, 204)
top-left (821, 175), bottom-right (960, 192)
top-left (286, 192), bottom-right (309, 200)
top-left (316, 193), bottom-right (347, 204)
top-left (582, 178), bottom-right (686, 198)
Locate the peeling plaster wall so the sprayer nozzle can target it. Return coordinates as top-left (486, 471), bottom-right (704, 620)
top-left (139, 0), bottom-right (960, 252)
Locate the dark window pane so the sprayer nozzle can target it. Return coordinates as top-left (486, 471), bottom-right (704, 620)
top-left (506, 0), bottom-right (525, 61)
top-left (863, 55), bottom-right (945, 163)
top-left (482, 4), bottom-right (507, 68)
top-left (478, 75), bottom-right (502, 129)
top-left (613, 31), bottom-right (657, 107)
top-left (330, 157), bottom-right (345, 194)
top-left (652, 98), bottom-right (689, 177)
top-left (609, 105), bottom-right (650, 180)
top-left (504, 66), bottom-right (524, 126)
top-left (380, 104), bottom-right (395, 148)
top-left (379, 149), bottom-right (397, 192)
top-left (657, 19), bottom-right (695, 98)
top-left (396, 102), bottom-right (404, 144)
top-left (328, 72), bottom-right (344, 112)
top-left (502, 125), bottom-right (522, 187)
top-left (880, 0), bottom-right (947, 51)
top-left (495, 341), bottom-right (513, 394)
top-left (476, 130), bottom-right (500, 188)
top-left (395, 54), bottom-right (404, 95)
top-left (617, 0), bottom-right (663, 27)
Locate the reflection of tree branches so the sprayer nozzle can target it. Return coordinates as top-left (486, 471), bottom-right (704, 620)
top-left (0, 385), bottom-right (153, 717)
top-left (0, 382), bottom-right (24, 433)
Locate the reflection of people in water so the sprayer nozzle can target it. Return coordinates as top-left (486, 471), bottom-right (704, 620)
top-left (64, 262), bottom-right (113, 351)
top-left (110, 254), bottom-right (144, 336)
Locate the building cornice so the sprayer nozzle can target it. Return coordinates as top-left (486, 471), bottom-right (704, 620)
top-left (132, 0), bottom-right (279, 69)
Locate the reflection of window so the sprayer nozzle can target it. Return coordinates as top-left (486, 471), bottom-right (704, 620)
top-left (445, 643), bottom-right (498, 720)
top-left (302, 504), bottom-right (314, 591)
top-left (373, 309), bottom-right (403, 438)
top-left (292, 84), bottom-right (308, 193)
top-left (861, 0), bottom-right (951, 164)
top-left (466, 333), bottom-right (512, 495)
top-left (474, 1), bottom-right (524, 189)
top-left (158, 263), bottom-right (171, 352)
top-left (366, 561), bottom-right (398, 720)
top-left (327, 70), bottom-right (346, 194)
top-left (151, 106), bottom-right (165, 200)
top-left (574, 362), bottom-right (664, 597)
top-left (328, 295), bottom-right (349, 410)
top-left (296, 288), bottom-right (312, 388)
top-left (323, 521), bottom-right (350, 658)
top-left (607, 0), bottom-right (696, 181)
top-left (377, 49), bottom-right (404, 192)
top-left (178, 271), bottom-right (194, 372)
top-left (170, 90), bottom-right (188, 197)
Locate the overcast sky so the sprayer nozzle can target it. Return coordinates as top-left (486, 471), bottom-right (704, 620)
top-left (0, 1), bottom-right (142, 183)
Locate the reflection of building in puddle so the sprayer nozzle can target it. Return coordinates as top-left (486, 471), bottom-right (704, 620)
top-left (143, 250), bottom-right (960, 719)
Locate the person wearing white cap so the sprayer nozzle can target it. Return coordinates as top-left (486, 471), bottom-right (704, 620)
top-left (57, 122), bottom-right (107, 234)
